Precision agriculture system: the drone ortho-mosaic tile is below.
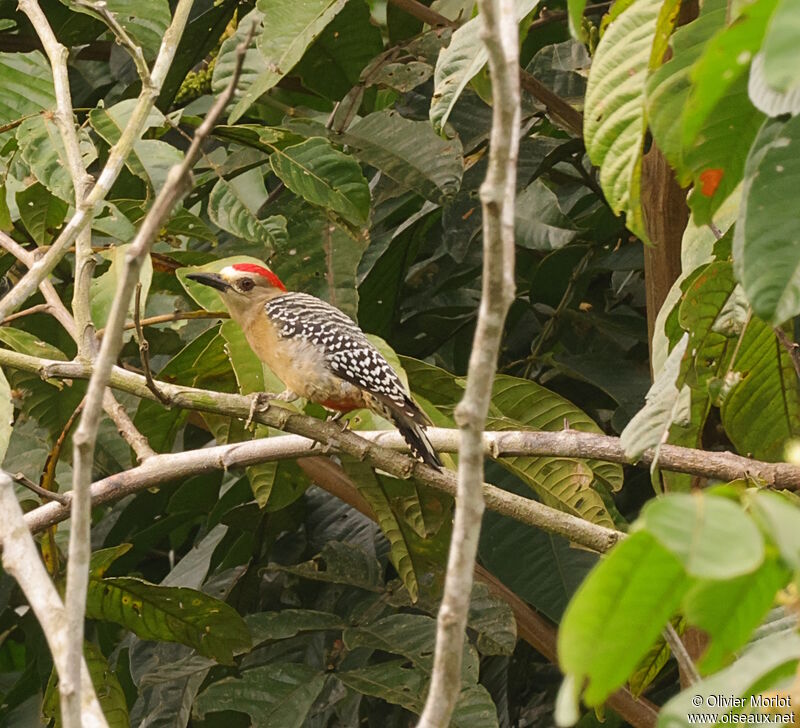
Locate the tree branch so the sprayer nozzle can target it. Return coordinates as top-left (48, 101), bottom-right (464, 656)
top-left (418, 0), bottom-right (520, 722)
top-left (0, 0), bottom-right (194, 323)
top-left (62, 25), bottom-right (252, 725)
top-left (0, 474), bottom-right (107, 727)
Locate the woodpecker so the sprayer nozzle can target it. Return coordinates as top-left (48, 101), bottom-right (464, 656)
top-left (187, 263), bottom-right (442, 467)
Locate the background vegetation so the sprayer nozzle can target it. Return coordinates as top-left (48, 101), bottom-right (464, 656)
top-left (0, 0), bottom-right (799, 724)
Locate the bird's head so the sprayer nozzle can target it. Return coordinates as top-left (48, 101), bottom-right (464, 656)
top-left (187, 263), bottom-right (286, 319)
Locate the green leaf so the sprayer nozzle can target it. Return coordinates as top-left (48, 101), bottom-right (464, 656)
top-left (748, 490), bottom-right (800, 571)
top-left (15, 182), bottom-right (68, 245)
top-left (90, 243), bottom-right (153, 330)
top-left (16, 114), bottom-right (96, 203)
top-left (646, 0), bottom-right (760, 225)
top-left (761, 0), bottom-right (800, 92)
top-left (344, 613), bottom-right (479, 682)
top-left (720, 316), bottom-right (800, 461)
top-left (479, 468), bottom-right (597, 621)
top-left (43, 642), bottom-right (130, 728)
top-left (0, 51), bottom-right (55, 123)
top-left (295, 0), bottom-right (384, 100)
top-left (658, 631), bottom-right (800, 728)
top-left (680, 0), bottom-right (773, 223)
top-left (246, 610), bottom-right (344, 645)
top-left (338, 110), bottom-right (464, 202)
top-left (568, 0), bottom-right (589, 40)
top-left (430, 0), bottom-right (538, 130)
top-left (85, 576), bottom-right (251, 664)
top-left (66, 0), bottom-right (171, 59)
top-left (583, 0), bottom-right (664, 241)
top-left (467, 582), bottom-right (518, 657)
top-left (558, 531), bottom-right (691, 706)
top-left (734, 116), bottom-right (800, 324)
top-left (223, 0), bottom-right (348, 122)
top-left (620, 334), bottom-right (689, 461)
top-left (514, 179), bottom-right (579, 251)
top-left (270, 138), bottom-right (370, 226)
top-left (89, 101), bottom-right (166, 185)
top-left (337, 660), bottom-right (499, 727)
top-left (90, 544), bottom-right (134, 578)
top-left (638, 492), bottom-right (764, 579)
top-left (273, 541), bottom-right (384, 591)
top-left (683, 555), bottom-right (788, 673)
top-left (208, 176), bottom-right (287, 252)
top-left (193, 663), bottom-right (326, 726)
top-left (269, 198), bottom-right (367, 319)
top-left (339, 459), bottom-right (420, 602)
top-left (629, 621), bottom-right (679, 698)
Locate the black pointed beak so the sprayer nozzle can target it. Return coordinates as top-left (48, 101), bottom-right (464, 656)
top-left (187, 272), bottom-right (230, 292)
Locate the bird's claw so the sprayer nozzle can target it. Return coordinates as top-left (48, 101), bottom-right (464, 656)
top-left (245, 392), bottom-right (271, 430)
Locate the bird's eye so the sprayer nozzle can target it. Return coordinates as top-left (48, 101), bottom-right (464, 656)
top-left (239, 278), bottom-right (255, 292)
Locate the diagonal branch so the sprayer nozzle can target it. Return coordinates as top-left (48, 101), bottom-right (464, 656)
top-left (0, 474), bottom-right (107, 727)
top-left (418, 0), bottom-right (520, 722)
top-left (62, 24), bottom-right (252, 727)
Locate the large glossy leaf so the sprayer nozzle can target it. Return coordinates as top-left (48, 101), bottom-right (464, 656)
top-left (16, 114), bottom-right (97, 203)
top-left (479, 466), bottom-right (597, 621)
top-left (222, 0), bottom-right (348, 122)
top-left (558, 531), bottom-right (691, 707)
top-left (338, 110), bottom-right (463, 202)
top-left (620, 334), bottom-right (689, 461)
top-left (15, 182), bottom-right (68, 245)
top-left (193, 664), bottom-right (326, 726)
top-left (658, 632), bottom-right (800, 728)
top-left (270, 138), bottom-right (370, 226)
top-left (734, 116), bottom-right (800, 325)
top-left (683, 555), bottom-right (788, 673)
top-left (430, 0), bottom-right (538, 130)
top-left (86, 576), bottom-right (251, 664)
top-left (761, 0), bottom-right (800, 92)
top-left (339, 459), bottom-right (419, 601)
top-left (679, 0), bottom-right (774, 223)
top-left (269, 198), bottom-right (368, 319)
top-left (247, 610), bottom-right (344, 645)
top-left (43, 642), bottom-right (130, 728)
top-left (344, 613), bottom-right (479, 682)
top-left (338, 660), bottom-right (499, 728)
top-left (208, 176), bottom-right (288, 252)
top-left (514, 179), bottom-right (579, 251)
top-left (720, 317), bottom-right (800, 461)
top-left (90, 243), bottom-right (153, 330)
top-left (638, 493), bottom-right (765, 579)
top-left (0, 51), bottom-right (55, 123)
top-left (748, 490), bottom-right (800, 571)
top-left (583, 0), bottom-right (663, 241)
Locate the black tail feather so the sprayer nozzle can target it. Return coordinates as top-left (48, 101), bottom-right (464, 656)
top-left (392, 412), bottom-right (442, 468)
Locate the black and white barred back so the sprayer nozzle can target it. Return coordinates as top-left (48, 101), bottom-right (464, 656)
top-left (265, 293), bottom-right (441, 467)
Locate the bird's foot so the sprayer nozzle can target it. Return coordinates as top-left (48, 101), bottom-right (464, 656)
top-left (274, 389), bottom-right (300, 403)
top-left (245, 392), bottom-right (271, 430)
top-left (326, 409), bottom-right (352, 431)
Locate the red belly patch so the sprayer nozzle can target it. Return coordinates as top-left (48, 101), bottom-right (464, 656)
top-left (318, 398), bottom-right (361, 412)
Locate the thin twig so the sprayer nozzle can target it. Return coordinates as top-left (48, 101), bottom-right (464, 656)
top-left (95, 309), bottom-right (230, 338)
top-left (13, 473), bottom-right (70, 505)
top-left (133, 283), bottom-right (169, 404)
top-left (1, 302), bottom-right (52, 325)
top-left (664, 622), bottom-right (700, 685)
top-left (418, 0), bottom-right (520, 721)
